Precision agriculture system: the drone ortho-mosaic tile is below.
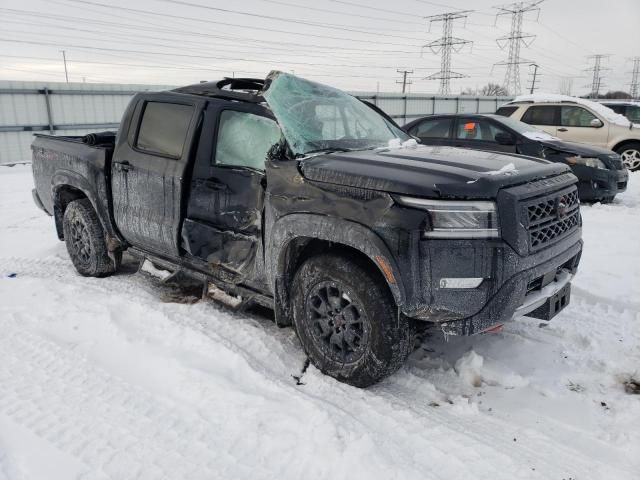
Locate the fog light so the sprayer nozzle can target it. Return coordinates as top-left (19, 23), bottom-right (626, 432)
top-left (439, 277), bottom-right (484, 289)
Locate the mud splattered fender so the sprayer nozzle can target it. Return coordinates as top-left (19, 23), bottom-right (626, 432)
top-left (51, 169), bottom-right (113, 240)
top-left (266, 213), bottom-right (407, 325)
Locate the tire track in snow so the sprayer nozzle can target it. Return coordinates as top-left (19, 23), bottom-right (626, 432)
top-left (0, 255), bottom-right (635, 479)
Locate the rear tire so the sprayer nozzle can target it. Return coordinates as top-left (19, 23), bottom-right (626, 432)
top-left (291, 253), bottom-right (413, 387)
top-left (616, 142), bottom-right (640, 171)
top-left (63, 199), bottom-right (116, 277)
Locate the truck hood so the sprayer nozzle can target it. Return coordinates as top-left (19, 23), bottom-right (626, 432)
top-left (300, 145), bottom-right (571, 199)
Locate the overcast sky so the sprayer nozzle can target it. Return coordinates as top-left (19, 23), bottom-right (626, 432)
top-left (1, 0), bottom-right (638, 95)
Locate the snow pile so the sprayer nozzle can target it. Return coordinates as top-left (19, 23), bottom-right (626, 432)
top-left (380, 138), bottom-right (419, 150)
top-left (514, 93), bottom-right (633, 127)
top-left (1, 165), bottom-right (640, 479)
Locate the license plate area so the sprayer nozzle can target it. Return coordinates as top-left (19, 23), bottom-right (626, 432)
top-left (527, 283), bottom-right (571, 320)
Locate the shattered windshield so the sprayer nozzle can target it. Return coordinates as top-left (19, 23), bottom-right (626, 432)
top-left (262, 71), bottom-right (410, 156)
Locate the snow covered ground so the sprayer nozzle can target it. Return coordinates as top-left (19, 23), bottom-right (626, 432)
top-left (0, 164), bottom-right (638, 480)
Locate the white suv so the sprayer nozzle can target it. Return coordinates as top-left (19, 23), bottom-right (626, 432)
top-left (497, 94), bottom-right (640, 170)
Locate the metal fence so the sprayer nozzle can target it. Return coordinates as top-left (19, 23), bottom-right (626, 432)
top-left (0, 80), bottom-right (513, 163)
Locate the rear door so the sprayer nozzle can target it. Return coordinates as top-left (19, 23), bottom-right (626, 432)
top-left (519, 105), bottom-right (559, 137)
top-left (405, 117), bottom-right (454, 145)
top-left (181, 101), bottom-right (281, 277)
top-left (452, 117), bottom-right (518, 153)
top-left (111, 95), bottom-right (203, 257)
top-left (556, 105), bottom-right (609, 147)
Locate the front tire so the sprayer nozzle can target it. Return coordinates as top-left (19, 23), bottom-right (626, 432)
top-left (616, 142), bottom-right (640, 171)
top-left (63, 199), bottom-right (116, 277)
top-left (291, 253), bottom-right (413, 387)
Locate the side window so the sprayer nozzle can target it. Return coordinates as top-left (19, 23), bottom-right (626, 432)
top-left (560, 106), bottom-right (597, 127)
top-left (455, 118), bottom-right (508, 142)
top-left (521, 106), bottom-right (557, 126)
top-left (495, 106), bottom-right (518, 117)
top-left (215, 110), bottom-right (281, 171)
top-left (410, 118), bottom-right (452, 138)
top-left (136, 102), bottom-right (193, 157)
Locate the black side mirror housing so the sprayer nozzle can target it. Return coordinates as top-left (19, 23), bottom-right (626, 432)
top-left (495, 132), bottom-right (516, 145)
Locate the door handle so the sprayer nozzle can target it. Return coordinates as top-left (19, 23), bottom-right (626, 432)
top-left (113, 161), bottom-right (132, 172)
top-left (558, 128), bottom-right (568, 132)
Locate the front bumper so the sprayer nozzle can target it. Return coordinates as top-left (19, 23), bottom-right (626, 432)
top-left (437, 238), bottom-right (582, 335)
top-left (574, 166), bottom-right (628, 201)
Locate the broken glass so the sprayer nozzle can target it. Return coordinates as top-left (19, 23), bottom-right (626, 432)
top-left (262, 71), bottom-right (410, 156)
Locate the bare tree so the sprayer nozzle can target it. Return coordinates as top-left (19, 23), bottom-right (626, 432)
top-left (462, 83), bottom-right (508, 96)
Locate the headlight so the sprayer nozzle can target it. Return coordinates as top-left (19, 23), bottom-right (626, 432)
top-left (395, 197), bottom-right (499, 238)
top-left (566, 156), bottom-right (607, 169)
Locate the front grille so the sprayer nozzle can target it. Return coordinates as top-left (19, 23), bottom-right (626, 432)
top-left (523, 188), bottom-right (580, 251)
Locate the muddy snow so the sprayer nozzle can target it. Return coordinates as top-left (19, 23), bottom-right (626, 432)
top-left (0, 164), bottom-right (638, 480)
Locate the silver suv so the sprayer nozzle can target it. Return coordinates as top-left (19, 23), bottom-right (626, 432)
top-left (497, 95), bottom-right (640, 170)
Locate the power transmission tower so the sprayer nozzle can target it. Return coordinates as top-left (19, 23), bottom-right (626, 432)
top-left (396, 69), bottom-right (413, 94)
top-left (422, 11), bottom-right (473, 95)
top-left (527, 63), bottom-right (540, 94)
top-left (493, 1), bottom-right (543, 96)
top-left (585, 54), bottom-right (611, 98)
top-left (628, 57), bottom-right (640, 99)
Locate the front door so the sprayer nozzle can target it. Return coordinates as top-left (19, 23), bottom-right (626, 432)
top-left (181, 102), bottom-right (281, 278)
top-left (111, 97), bottom-right (200, 257)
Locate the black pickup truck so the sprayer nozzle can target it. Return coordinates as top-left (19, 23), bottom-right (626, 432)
top-left (31, 72), bottom-right (583, 387)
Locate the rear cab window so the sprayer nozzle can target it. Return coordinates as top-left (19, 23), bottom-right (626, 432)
top-left (136, 102), bottom-right (194, 157)
top-left (521, 105), bottom-right (558, 126)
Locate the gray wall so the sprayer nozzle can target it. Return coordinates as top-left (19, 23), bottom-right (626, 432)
top-left (0, 80), bottom-right (513, 163)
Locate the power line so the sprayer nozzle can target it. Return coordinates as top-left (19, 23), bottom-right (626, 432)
top-left (585, 54), bottom-right (611, 98)
top-left (422, 11), bottom-right (473, 94)
top-left (396, 69), bottom-right (413, 93)
top-left (53, 1), bottom-right (422, 48)
top-left (2, 8), bottom-right (421, 56)
top-left (493, 0), bottom-right (543, 95)
top-left (259, 0), bottom-right (424, 25)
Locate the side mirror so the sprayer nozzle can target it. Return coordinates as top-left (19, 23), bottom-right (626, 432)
top-left (495, 132), bottom-right (516, 145)
top-left (590, 118), bottom-right (603, 128)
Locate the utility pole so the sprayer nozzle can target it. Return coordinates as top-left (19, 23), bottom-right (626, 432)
top-left (494, 1), bottom-right (543, 96)
top-left (528, 63), bottom-right (539, 94)
top-left (422, 11), bottom-right (473, 95)
top-left (628, 57), bottom-right (640, 99)
top-left (60, 50), bottom-right (69, 83)
top-left (585, 54), bottom-right (610, 98)
top-left (396, 69), bottom-right (413, 94)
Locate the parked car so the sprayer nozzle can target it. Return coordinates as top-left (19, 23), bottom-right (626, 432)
top-left (403, 113), bottom-right (628, 202)
top-left (600, 101), bottom-right (640, 123)
top-left (496, 95), bottom-right (640, 171)
top-left (30, 72), bottom-right (583, 387)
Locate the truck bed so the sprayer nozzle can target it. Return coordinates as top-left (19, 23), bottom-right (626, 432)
top-left (31, 134), bottom-right (115, 236)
